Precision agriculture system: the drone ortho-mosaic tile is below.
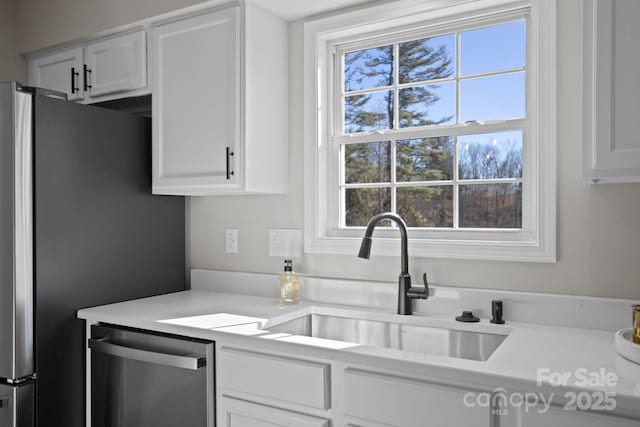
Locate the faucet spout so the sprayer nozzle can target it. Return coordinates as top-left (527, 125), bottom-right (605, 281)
top-left (358, 213), bottom-right (409, 275)
top-left (357, 212), bottom-right (428, 315)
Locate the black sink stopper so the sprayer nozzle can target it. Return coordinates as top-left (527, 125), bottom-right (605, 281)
top-left (490, 300), bottom-right (505, 324)
top-left (456, 311), bottom-right (480, 323)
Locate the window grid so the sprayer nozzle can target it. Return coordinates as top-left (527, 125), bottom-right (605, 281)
top-left (339, 137), bottom-right (523, 229)
top-left (338, 21), bottom-right (526, 230)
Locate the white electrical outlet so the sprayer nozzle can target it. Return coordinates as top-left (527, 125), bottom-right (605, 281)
top-left (269, 229), bottom-right (302, 257)
top-left (225, 229), bottom-right (238, 254)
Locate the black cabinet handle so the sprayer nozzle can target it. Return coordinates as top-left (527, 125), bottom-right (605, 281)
top-left (83, 64), bottom-right (92, 91)
top-left (70, 67), bottom-right (79, 94)
top-left (226, 147), bottom-right (234, 180)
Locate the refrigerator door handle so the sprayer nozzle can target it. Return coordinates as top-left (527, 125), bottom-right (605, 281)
top-left (88, 338), bottom-right (206, 370)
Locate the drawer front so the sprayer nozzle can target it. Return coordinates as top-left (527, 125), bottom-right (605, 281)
top-left (218, 347), bottom-right (330, 410)
top-left (344, 369), bottom-right (490, 427)
top-left (220, 397), bottom-right (330, 427)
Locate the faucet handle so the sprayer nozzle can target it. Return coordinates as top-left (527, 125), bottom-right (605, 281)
top-left (406, 273), bottom-right (429, 301)
top-left (422, 272), bottom-right (430, 300)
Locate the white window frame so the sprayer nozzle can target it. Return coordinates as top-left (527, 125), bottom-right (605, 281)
top-left (303, 0), bottom-right (556, 262)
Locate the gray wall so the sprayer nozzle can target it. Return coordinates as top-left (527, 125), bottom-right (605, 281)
top-left (188, 0), bottom-right (640, 300)
top-left (12, 0), bottom-right (640, 300)
top-left (18, 0), bottom-right (208, 52)
top-left (0, 0), bottom-right (26, 82)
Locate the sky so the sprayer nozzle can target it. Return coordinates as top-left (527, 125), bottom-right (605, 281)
top-left (343, 20), bottom-right (526, 131)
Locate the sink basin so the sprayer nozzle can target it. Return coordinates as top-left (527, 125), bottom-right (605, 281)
top-left (262, 307), bottom-right (509, 361)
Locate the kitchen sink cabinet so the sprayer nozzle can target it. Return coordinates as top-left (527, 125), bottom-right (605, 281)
top-left (217, 345), bottom-right (331, 425)
top-left (216, 343), bottom-right (492, 427)
top-left (584, 0), bottom-right (640, 183)
top-left (343, 368), bottom-right (491, 427)
top-left (151, 2), bottom-right (287, 195)
top-left (28, 30), bottom-right (148, 103)
top-left (219, 397), bottom-right (330, 427)
top-left (218, 347), bottom-right (331, 410)
top-left (215, 341), bottom-right (640, 427)
top-left (515, 405), bottom-right (639, 427)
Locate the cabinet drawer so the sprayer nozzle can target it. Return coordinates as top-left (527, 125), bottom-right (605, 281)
top-left (218, 347), bottom-right (330, 410)
top-left (219, 397), bottom-right (330, 427)
top-left (344, 369), bottom-right (490, 427)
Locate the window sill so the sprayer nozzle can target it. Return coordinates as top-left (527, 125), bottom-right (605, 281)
top-left (304, 233), bottom-right (556, 263)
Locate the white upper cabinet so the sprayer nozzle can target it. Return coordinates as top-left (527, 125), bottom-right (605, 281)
top-left (27, 30), bottom-right (149, 103)
top-left (28, 47), bottom-right (84, 101)
top-left (151, 3), bottom-right (288, 195)
top-left (152, 8), bottom-right (239, 192)
top-left (84, 31), bottom-right (147, 98)
top-left (26, 1), bottom-right (288, 195)
top-left (584, 0), bottom-right (640, 183)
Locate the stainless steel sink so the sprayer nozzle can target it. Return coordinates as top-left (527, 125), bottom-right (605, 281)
top-left (262, 308), bottom-right (509, 361)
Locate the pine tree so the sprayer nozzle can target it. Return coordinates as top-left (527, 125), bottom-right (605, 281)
top-left (343, 37), bottom-right (455, 226)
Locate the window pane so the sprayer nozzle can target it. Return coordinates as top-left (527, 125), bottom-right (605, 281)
top-left (460, 21), bottom-right (525, 76)
top-left (399, 82), bottom-right (455, 127)
top-left (399, 34), bottom-right (455, 84)
top-left (397, 186), bottom-right (453, 227)
top-left (460, 72), bottom-right (524, 122)
top-left (344, 45), bottom-right (394, 92)
top-left (396, 137), bottom-right (453, 182)
top-left (345, 188), bottom-right (391, 226)
top-left (458, 131), bottom-right (522, 179)
top-left (344, 91), bottom-right (394, 133)
top-left (459, 183), bottom-right (522, 228)
top-left (345, 142), bottom-right (391, 184)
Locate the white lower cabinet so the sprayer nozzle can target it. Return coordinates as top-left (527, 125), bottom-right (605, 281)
top-left (219, 397), bottom-right (330, 427)
top-left (215, 343), bottom-right (639, 427)
top-left (515, 406), bottom-right (639, 427)
top-left (343, 369), bottom-right (490, 427)
top-left (217, 346), bottom-right (331, 427)
top-left (218, 347), bottom-right (330, 410)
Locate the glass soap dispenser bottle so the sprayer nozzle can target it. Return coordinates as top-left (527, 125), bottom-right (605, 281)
top-left (277, 259), bottom-right (299, 305)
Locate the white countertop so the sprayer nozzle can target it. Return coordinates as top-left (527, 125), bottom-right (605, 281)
top-left (77, 289), bottom-right (640, 417)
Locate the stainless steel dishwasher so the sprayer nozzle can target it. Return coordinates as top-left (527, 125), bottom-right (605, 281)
top-left (89, 324), bottom-right (214, 427)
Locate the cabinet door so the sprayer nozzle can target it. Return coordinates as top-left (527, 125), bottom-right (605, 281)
top-left (85, 30), bottom-right (147, 98)
top-left (28, 47), bottom-right (84, 101)
top-left (517, 406), bottom-right (639, 427)
top-left (219, 397), bottom-right (329, 427)
top-left (584, 0), bottom-right (640, 182)
top-left (344, 369), bottom-right (490, 427)
top-left (218, 347), bottom-right (330, 410)
top-left (151, 7), bottom-right (240, 195)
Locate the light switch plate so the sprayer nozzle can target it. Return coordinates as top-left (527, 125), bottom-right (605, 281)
top-left (225, 229), bottom-right (238, 254)
top-left (269, 228), bottom-right (302, 258)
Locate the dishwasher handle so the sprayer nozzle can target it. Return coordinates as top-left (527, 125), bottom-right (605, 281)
top-left (88, 338), bottom-right (206, 370)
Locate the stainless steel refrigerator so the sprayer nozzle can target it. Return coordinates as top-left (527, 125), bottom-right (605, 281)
top-left (0, 82), bottom-right (186, 427)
